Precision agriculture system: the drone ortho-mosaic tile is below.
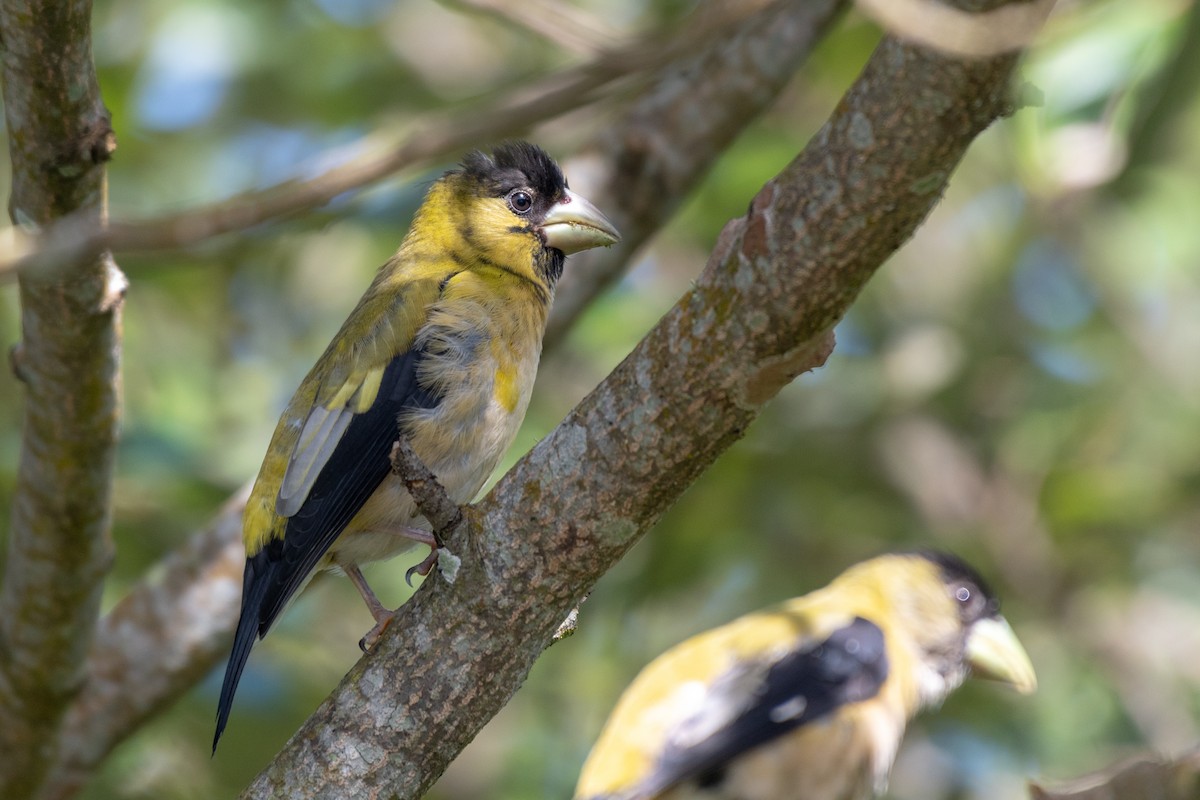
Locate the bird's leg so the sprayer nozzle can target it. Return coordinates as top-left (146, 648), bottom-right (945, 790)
top-left (343, 563), bottom-right (391, 624)
top-left (405, 546), bottom-right (441, 586)
top-left (343, 525), bottom-right (441, 652)
top-left (344, 564), bottom-right (399, 653)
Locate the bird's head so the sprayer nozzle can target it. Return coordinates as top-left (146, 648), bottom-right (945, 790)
top-left (844, 551), bottom-right (1037, 709)
top-left (421, 141), bottom-right (619, 290)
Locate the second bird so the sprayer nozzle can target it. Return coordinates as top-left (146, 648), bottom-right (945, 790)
top-left (214, 141), bottom-right (620, 750)
top-left (574, 551), bottom-right (1037, 800)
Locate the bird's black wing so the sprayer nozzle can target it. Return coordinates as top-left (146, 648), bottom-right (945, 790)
top-left (214, 349), bottom-right (439, 751)
top-left (258, 349), bottom-right (441, 632)
top-left (638, 617), bottom-right (889, 798)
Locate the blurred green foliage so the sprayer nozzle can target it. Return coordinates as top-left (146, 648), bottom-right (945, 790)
top-left (2, 0), bottom-right (1200, 798)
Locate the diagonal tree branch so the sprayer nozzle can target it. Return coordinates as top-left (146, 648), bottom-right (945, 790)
top-left (546, 0), bottom-right (848, 346)
top-left (0, 0), bottom-right (125, 798)
top-left (241, 29), bottom-right (1025, 800)
top-left (1030, 748), bottom-right (1200, 800)
top-left (39, 5), bottom-right (844, 794)
top-left (38, 491), bottom-right (248, 800)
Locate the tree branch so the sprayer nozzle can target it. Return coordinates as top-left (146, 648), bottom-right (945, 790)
top-left (856, 0), bottom-right (1055, 57)
top-left (0, 0), bottom-right (124, 798)
top-left (38, 492), bottom-right (248, 800)
top-left (389, 439), bottom-right (464, 543)
top-left (37, 5), bottom-right (844, 794)
top-left (440, 0), bottom-right (623, 56)
top-left (241, 31), bottom-right (1024, 799)
top-left (546, 0), bottom-right (848, 347)
top-left (0, 0), bottom-right (772, 283)
top-left (1030, 748), bottom-right (1200, 800)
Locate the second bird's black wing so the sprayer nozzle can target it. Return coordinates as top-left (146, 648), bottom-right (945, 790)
top-left (637, 617), bottom-right (889, 799)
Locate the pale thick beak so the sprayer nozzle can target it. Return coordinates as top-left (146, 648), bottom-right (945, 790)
top-left (966, 616), bottom-right (1038, 694)
top-left (539, 188), bottom-right (620, 255)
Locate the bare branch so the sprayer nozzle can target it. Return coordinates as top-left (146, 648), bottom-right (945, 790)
top-left (1030, 748), bottom-right (1200, 800)
top-left (857, 0), bottom-right (1056, 58)
top-left (0, 0), bottom-right (772, 284)
top-left (390, 439), bottom-right (465, 542)
top-left (40, 492), bottom-right (248, 800)
top-left (546, 0), bottom-right (849, 347)
top-left (440, 0), bottom-right (623, 56)
top-left (241, 29), bottom-right (1025, 799)
top-left (0, 0), bottom-right (124, 797)
top-left (0, 64), bottom-right (615, 282)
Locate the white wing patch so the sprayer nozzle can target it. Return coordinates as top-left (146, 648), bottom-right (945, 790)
top-left (276, 403), bottom-right (356, 517)
top-left (275, 363), bottom-right (389, 517)
top-left (667, 662), bottom-right (766, 751)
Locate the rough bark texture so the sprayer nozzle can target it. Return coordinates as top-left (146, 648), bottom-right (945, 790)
top-left (546, 0), bottom-right (848, 345)
top-left (0, 0), bottom-right (124, 798)
top-left (39, 493), bottom-right (247, 800)
top-left (241, 36), bottom-right (1021, 799)
top-left (35, 5), bottom-right (840, 794)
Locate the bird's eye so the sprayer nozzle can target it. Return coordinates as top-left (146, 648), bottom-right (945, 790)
top-left (953, 582), bottom-right (988, 619)
top-left (508, 189), bottom-right (533, 214)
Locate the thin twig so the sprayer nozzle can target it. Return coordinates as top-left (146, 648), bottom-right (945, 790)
top-left (441, 0), bottom-right (623, 56)
top-left (0, 0), bottom-right (768, 284)
top-left (856, 0), bottom-right (1056, 57)
top-left (388, 439), bottom-right (465, 546)
top-left (1030, 748), bottom-right (1200, 800)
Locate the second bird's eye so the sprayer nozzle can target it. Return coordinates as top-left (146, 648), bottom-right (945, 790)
top-left (508, 189), bottom-right (533, 214)
top-left (954, 582), bottom-right (988, 619)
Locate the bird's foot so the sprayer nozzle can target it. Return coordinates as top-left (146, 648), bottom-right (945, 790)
top-left (404, 545), bottom-right (441, 587)
top-left (359, 609), bottom-right (398, 652)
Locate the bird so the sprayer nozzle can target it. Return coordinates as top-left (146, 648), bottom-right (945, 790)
top-left (213, 141), bottom-right (620, 752)
top-left (573, 551), bottom-right (1037, 800)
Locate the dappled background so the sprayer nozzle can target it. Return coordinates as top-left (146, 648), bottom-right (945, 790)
top-left (2, 0), bottom-right (1199, 797)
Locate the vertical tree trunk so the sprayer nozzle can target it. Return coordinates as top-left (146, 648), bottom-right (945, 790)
top-left (0, 1), bottom-right (124, 797)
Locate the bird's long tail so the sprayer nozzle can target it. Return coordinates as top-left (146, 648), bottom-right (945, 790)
top-left (213, 555), bottom-right (273, 753)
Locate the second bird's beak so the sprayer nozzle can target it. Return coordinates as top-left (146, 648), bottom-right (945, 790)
top-left (540, 188), bottom-right (621, 255)
top-left (966, 616), bottom-right (1038, 694)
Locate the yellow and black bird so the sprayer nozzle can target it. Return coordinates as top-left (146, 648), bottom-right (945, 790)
top-left (574, 551), bottom-right (1036, 800)
top-left (213, 141), bottom-right (619, 751)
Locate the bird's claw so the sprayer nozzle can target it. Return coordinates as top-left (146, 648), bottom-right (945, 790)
top-left (404, 547), bottom-right (441, 587)
top-left (359, 611), bottom-right (397, 652)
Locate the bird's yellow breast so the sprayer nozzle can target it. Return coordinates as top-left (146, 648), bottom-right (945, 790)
top-left (324, 266), bottom-right (548, 566)
top-left (242, 185), bottom-right (552, 561)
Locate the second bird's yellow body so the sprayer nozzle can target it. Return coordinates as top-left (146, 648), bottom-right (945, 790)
top-left (575, 553), bottom-right (1037, 800)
